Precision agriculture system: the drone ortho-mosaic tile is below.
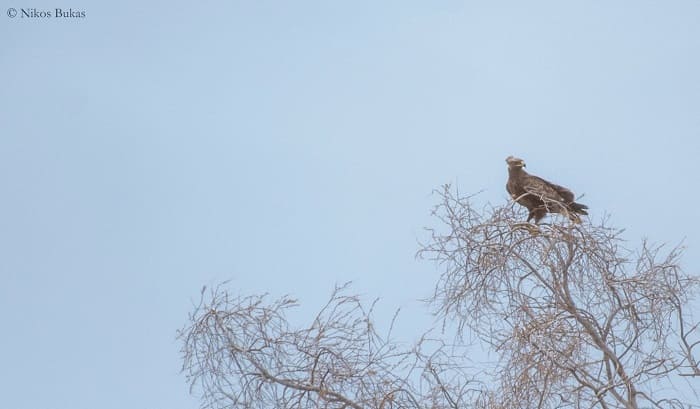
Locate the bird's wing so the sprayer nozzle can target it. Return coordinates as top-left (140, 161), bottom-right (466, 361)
top-left (522, 176), bottom-right (569, 204)
top-left (547, 181), bottom-right (575, 203)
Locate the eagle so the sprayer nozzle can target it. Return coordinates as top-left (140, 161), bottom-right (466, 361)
top-left (505, 156), bottom-right (588, 224)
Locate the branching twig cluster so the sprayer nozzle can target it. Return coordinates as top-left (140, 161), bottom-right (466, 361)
top-left (179, 282), bottom-right (482, 409)
top-left (418, 185), bottom-right (700, 409)
top-left (180, 185), bottom-right (700, 409)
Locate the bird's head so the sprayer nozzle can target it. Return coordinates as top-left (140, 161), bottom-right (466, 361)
top-left (505, 156), bottom-right (526, 169)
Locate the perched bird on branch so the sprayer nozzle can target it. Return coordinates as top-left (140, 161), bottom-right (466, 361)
top-left (505, 156), bottom-right (588, 224)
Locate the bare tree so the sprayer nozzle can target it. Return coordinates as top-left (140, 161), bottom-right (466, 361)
top-left (419, 185), bottom-right (700, 409)
top-left (179, 282), bottom-right (482, 408)
top-left (179, 184), bottom-right (700, 409)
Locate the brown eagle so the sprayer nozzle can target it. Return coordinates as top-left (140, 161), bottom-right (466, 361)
top-left (505, 156), bottom-right (588, 223)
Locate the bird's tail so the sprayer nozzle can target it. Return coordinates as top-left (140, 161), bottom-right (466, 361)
top-left (570, 202), bottom-right (588, 215)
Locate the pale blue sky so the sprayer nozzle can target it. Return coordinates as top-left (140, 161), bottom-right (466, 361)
top-left (1, 1), bottom-right (699, 408)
